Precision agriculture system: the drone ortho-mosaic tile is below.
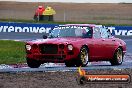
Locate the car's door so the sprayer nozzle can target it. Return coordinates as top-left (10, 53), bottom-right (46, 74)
top-left (100, 28), bottom-right (116, 58)
top-left (90, 27), bottom-right (105, 59)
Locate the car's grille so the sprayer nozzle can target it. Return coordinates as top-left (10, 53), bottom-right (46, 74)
top-left (40, 44), bottom-right (58, 54)
top-left (43, 55), bottom-right (66, 60)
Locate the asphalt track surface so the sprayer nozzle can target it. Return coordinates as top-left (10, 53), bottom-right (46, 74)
top-left (0, 33), bottom-right (132, 72)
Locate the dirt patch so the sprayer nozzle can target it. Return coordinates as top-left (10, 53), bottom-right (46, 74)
top-left (0, 69), bottom-right (132, 88)
top-left (0, 1), bottom-right (132, 24)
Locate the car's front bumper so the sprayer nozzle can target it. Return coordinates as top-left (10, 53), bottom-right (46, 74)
top-left (26, 53), bottom-right (76, 63)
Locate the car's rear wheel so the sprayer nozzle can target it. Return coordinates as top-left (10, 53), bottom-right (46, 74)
top-left (27, 58), bottom-right (41, 68)
top-left (76, 46), bottom-right (89, 67)
top-left (110, 48), bottom-right (123, 65)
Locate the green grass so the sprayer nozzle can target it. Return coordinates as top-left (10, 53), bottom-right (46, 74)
top-left (0, 40), bottom-right (26, 64)
top-left (0, 18), bottom-right (132, 26)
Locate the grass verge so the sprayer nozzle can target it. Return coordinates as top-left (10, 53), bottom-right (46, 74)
top-left (0, 40), bottom-right (26, 64)
top-left (0, 18), bottom-right (132, 26)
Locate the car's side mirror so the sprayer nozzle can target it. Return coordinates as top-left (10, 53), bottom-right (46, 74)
top-left (43, 35), bottom-right (47, 39)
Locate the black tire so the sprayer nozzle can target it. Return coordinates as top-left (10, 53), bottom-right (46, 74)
top-left (27, 58), bottom-right (41, 68)
top-left (76, 46), bottom-right (89, 67)
top-left (110, 48), bottom-right (123, 65)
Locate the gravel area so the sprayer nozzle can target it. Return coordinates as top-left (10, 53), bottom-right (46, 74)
top-left (0, 69), bottom-right (132, 88)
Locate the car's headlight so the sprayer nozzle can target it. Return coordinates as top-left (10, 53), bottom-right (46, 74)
top-left (67, 44), bottom-right (73, 50)
top-left (26, 45), bottom-right (31, 50)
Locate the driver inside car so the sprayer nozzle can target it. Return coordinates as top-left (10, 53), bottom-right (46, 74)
top-left (82, 28), bottom-right (92, 38)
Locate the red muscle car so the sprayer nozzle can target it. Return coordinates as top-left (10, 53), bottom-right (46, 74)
top-left (25, 25), bottom-right (126, 68)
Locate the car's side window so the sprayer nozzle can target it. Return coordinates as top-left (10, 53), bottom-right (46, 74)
top-left (107, 29), bottom-right (113, 38)
top-left (100, 28), bottom-right (109, 38)
top-left (100, 28), bottom-right (113, 38)
top-left (93, 27), bottom-right (101, 38)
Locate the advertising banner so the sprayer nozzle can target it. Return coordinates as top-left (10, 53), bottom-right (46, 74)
top-left (0, 22), bottom-right (58, 33)
top-left (0, 22), bottom-right (132, 40)
top-left (107, 26), bottom-right (132, 36)
top-left (0, 22), bottom-right (58, 40)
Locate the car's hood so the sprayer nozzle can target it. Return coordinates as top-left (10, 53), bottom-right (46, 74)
top-left (28, 37), bottom-right (85, 45)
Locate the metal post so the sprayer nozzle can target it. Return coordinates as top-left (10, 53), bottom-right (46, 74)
top-left (37, 0), bottom-right (39, 22)
top-left (64, 10), bottom-right (66, 22)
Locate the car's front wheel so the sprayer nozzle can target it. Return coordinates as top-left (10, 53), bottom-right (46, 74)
top-left (110, 48), bottom-right (123, 65)
top-left (27, 58), bottom-right (41, 68)
top-left (76, 46), bottom-right (89, 67)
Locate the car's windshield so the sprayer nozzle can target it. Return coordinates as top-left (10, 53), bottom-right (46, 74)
top-left (49, 26), bottom-right (92, 38)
